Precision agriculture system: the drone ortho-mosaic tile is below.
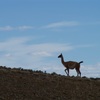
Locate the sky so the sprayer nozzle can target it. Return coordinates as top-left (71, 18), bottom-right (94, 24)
top-left (0, 0), bottom-right (100, 77)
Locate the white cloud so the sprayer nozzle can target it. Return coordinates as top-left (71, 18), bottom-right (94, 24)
top-left (30, 51), bottom-right (53, 57)
top-left (0, 26), bottom-right (13, 31)
top-left (29, 43), bottom-right (73, 53)
top-left (0, 26), bottom-right (34, 31)
top-left (81, 64), bottom-right (100, 78)
top-left (4, 53), bottom-right (13, 58)
top-left (0, 37), bottom-right (73, 68)
top-left (17, 26), bottom-right (34, 30)
top-left (74, 44), bottom-right (96, 48)
top-left (0, 37), bottom-right (99, 78)
top-left (42, 21), bottom-right (79, 29)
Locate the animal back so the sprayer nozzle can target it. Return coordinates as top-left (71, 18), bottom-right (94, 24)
top-left (67, 61), bottom-right (77, 69)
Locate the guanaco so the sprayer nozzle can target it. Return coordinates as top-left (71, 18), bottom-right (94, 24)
top-left (58, 53), bottom-right (83, 76)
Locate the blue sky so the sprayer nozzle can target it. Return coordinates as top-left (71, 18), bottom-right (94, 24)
top-left (0, 0), bottom-right (100, 77)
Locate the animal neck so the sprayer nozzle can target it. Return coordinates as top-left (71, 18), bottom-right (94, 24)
top-left (61, 55), bottom-right (65, 64)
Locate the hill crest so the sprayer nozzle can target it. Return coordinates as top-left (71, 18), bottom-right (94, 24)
top-left (0, 66), bottom-right (100, 100)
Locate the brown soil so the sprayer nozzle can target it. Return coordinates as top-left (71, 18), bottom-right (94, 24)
top-left (0, 66), bottom-right (100, 100)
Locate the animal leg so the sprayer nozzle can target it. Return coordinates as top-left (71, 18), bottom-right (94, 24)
top-left (78, 70), bottom-right (81, 77)
top-left (65, 69), bottom-right (69, 76)
top-left (64, 69), bottom-right (67, 75)
top-left (76, 68), bottom-right (81, 77)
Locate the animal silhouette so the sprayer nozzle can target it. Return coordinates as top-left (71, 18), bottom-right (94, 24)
top-left (58, 53), bottom-right (83, 76)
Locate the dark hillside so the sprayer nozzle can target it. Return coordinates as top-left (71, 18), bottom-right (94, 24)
top-left (0, 66), bottom-right (100, 100)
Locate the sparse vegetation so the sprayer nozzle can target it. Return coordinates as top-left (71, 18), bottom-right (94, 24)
top-left (0, 66), bottom-right (100, 100)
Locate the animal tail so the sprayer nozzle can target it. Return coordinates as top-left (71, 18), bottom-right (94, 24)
top-left (79, 61), bottom-right (83, 64)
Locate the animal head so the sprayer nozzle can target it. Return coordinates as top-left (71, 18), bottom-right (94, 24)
top-left (58, 53), bottom-right (63, 58)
